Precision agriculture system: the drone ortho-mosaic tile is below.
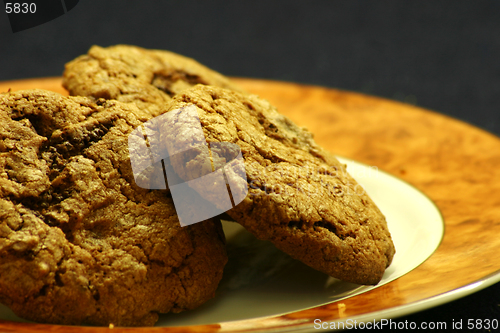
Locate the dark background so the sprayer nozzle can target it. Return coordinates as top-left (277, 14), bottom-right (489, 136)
top-left (1, 0), bottom-right (499, 331)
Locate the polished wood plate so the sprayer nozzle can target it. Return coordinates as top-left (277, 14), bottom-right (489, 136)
top-left (1, 77), bottom-right (499, 332)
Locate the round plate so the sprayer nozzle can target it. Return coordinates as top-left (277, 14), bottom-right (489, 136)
top-left (1, 78), bottom-right (500, 333)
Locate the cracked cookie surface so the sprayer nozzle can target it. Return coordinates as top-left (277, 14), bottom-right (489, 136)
top-left (163, 85), bottom-right (395, 285)
top-left (63, 45), bottom-right (242, 118)
top-left (0, 90), bottom-right (227, 326)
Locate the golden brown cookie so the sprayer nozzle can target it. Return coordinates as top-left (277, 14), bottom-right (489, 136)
top-left (161, 85), bottom-right (395, 285)
top-left (62, 45), bottom-right (242, 118)
top-left (0, 90), bottom-right (227, 326)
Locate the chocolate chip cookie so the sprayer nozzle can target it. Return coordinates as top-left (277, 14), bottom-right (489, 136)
top-left (0, 90), bottom-right (227, 326)
top-left (63, 45), bottom-right (242, 118)
top-left (162, 85), bottom-right (395, 285)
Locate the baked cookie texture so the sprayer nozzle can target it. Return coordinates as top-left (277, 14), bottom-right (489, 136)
top-left (0, 90), bottom-right (227, 326)
top-left (63, 45), bottom-right (242, 118)
top-left (163, 85), bottom-right (395, 285)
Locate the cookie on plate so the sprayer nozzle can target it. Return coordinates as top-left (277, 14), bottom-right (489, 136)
top-left (63, 44), bottom-right (242, 118)
top-left (161, 85), bottom-right (395, 285)
top-left (0, 90), bottom-right (227, 326)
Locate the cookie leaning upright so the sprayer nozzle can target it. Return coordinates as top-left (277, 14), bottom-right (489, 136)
top-left (63, 45), bottom-right (242, 118)
top-left (163, 85), bottom-right (395, 285)
top-left (0, 90), bottom-right (227, 326)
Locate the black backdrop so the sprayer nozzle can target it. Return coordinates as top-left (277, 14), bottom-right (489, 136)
top-left (1, 1), bottom-right (500, 331)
